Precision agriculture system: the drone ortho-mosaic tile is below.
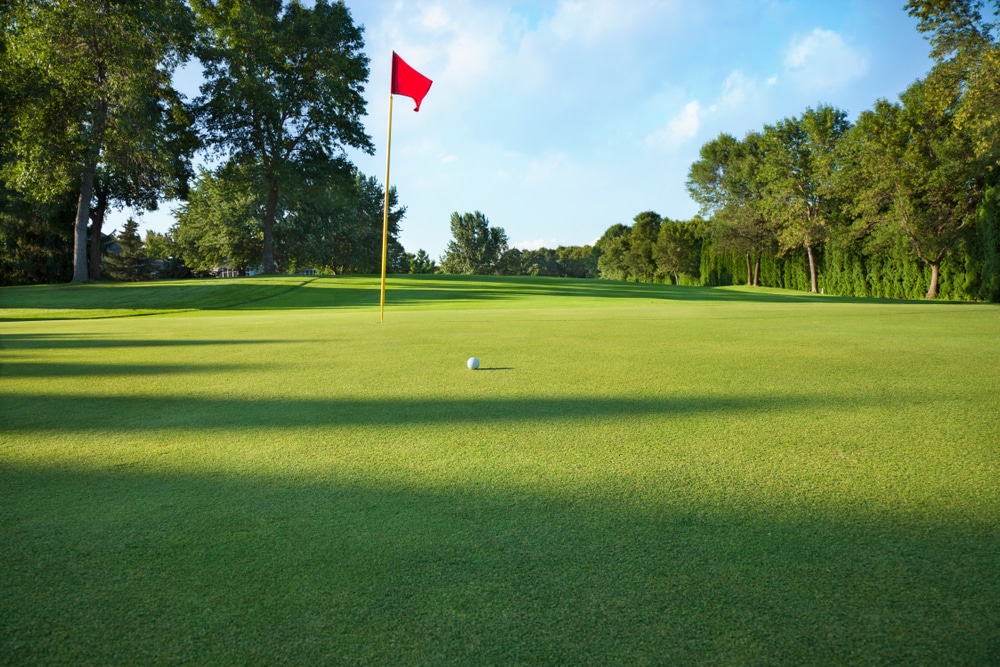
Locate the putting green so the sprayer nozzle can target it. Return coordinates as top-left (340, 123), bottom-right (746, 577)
top-left (2, 275), bottom-right (998, 664)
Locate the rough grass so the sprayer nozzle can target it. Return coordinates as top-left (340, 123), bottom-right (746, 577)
top-left (1, 275), bottom-right (998, 665)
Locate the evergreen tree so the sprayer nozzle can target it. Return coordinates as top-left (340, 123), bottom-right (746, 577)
top-left (440, 212), bottom-right (508, 275)
top-left (106, 218), bottom-right (151, 281)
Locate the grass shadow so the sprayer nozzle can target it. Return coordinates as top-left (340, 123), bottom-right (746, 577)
top-left (1, 464), bottom-right (996, 664)
top-left (0, 333), bottom-right (292, 351)
top-left (3, 274), bottom-right (981, 320)
top-left (2, 392), bottom-right (861, 432)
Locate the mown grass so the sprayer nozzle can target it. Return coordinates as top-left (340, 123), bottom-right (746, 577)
top-left (1, 275), bottom-right (998, 664)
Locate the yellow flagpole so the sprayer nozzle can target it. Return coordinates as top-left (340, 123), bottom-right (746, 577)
top-left (379, 93), bottom-right (394, 323)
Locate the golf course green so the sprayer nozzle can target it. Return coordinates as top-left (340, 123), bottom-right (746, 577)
top-left (2, 275), bottom-right (998, 664)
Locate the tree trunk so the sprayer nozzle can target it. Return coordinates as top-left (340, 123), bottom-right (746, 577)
top-left (262, 181), bottom-right (279, 274)
top-left (753, 256), bottom-right (761, 287)
top-left (72, 163), bottom-right (97, 283)
top-left (745, 251), bottom-right (752, 286)
top-left (88, 183), bottom-right (107, 281)
top-left (806, 244), bottom-right (818, 293)
top-left (926, 263), bottom-right (940, 299)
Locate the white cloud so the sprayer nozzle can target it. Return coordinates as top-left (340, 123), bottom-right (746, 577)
top-left (514, 238), bottom-right (561, 251)
top-left (783, 28), bottom-right (868, 92)
top-left (720, 71), bottom-right (752, 108)
top-left (645, 100), bottom-right (708, 148)
top-left (548, 0), bottom-right (672, 43)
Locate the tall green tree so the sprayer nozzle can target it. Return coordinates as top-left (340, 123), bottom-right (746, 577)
top-left (687, 132), bottom-right (772, 286)
top-left (624, 211), bottom-right (661, 282)
top-left (1, 0), bottom-right (194, 282)
top-left (762, 106), bottom-right (850, 293)
top-left (105, 218), bottom-right (151, 281)
top-left (440, 211), bottom-right (508, 275)
top-left (279, 169), bottom-right (405, 274)
top-left (839, 80), bottom-right (987, 298)
top-left (173, 164), bottom-right (264, 274)
top-left (596, 223), bottom-right (630, 280)
top-left (557, 245), bottom-right (600, 279)
top-left (907, 0), bottom-right (1000, 159)
top-left (407, 249), bottom-right (437, 274)
top-left (654, 220), bottom-right (700, 285)
top-left (193, 0), bottom-right (373, 274)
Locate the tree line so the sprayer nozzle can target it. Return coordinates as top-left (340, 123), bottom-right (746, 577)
top-left (3, 1), bottom-right (998, 302)
top-left (0, 0), bottom-right (409, 284)
top-left (440, 1), bottom-right (1000, 301)
top-left (592, 1), bottom-right (1000, 300)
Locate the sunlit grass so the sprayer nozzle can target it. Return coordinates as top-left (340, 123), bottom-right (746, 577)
top-left (1, 276), bottom-right (998, 664)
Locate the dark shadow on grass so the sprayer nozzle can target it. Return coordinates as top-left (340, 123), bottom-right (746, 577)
top-left (0, 463), bottom-right (996, 664)
top-left (4, 274), bottom-right (984, 319)
top-left (476, 367), bottom-right (514, 372)
top-left (4, 392), bottom-right (865, 432)
top-left (0, 333), bottom-right (292, 351)
top-left (0, 361), bottom-right (249, 379)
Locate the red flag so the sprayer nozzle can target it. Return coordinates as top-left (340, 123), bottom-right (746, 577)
top-left (391, 52), bottom-right (432, 112)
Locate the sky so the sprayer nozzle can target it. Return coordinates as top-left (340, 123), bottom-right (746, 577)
top-left (119, 0), bottom-right (937, 260)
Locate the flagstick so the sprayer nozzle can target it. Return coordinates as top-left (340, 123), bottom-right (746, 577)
top-left (379, 93), bottom-right (394, 323)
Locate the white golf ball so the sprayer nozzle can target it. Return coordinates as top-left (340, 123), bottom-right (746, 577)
top-left (467, 357), bottom-right (480, 370)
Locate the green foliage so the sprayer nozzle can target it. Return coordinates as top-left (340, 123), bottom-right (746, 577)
top-left (440, 211), bottom-right (509, 275)
top-left (105, 218), bottom-right (151, 281)
top-left (761, 105), bottom-right (850, 292)
top-left (686, 132), bottom-right (773, 285)
top-left (143, 229), bottom-right (191, 279)
top-left (973, 185), bottom-right (1000, 300)
top-left (555, 245), bottom-right (600, 279)
top-left (407, 249), bottom-right (437, 274)
top-left (596, 229), bottom-right (631, 281)
top-left (174, 164), bottom-right (264, 274)
top-left (654, 219), bottom-right (701, 285)
top-left (839, 80), bottom-right (987, 298)
top-left (597, 215), bottom-right (702, 285)
top-left (1, 0), bottom-right (195, 282)
top-left (0, 187), bottom-right (74, 286)
top-left (278, 168), bottom-right (406, 274)
top-left (174, 162), bottom-right (405, 276)
top-left (193, 0), bottom-right (373, 273)
top-left (624, 210), bottom-right (661, 282)
top-left (907, 0), bottom-right (1000, 159)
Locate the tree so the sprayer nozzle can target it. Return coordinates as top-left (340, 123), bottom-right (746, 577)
top-left (687, 132), bottom-right (773, 286)
top-left (407, 249), bottom-right (437, 274)
top-left (596, 223), bottom-right (632, 280)
top-left (173, 164), bottom-right (265, 275)
top-left (907, 0), bottom-right (1000, 159)
top-left (84, 95), bottom-right (196, 281)
top-left (193, 0), bottom-right (373, 273)
top-left (1, 0), bottom-right (195, 282)
top-left (0, 185), bottom-right (75, 286)
top-left (761, 106), bottom-right (850, 293)
top-left (440, 211), bottom-right (508, 275)
top-left (839, 80), bottom-right (987, 298)
top-left (654, 220), bottom-right (700, 284)
top-left (557, 245), bottom-right (600, 278)
top-left (105, 218), bottom-right (151, 281)
top-left (144, 229), bottom-right (190, 278)
top-left (623, 211), bottom-right (661, 282)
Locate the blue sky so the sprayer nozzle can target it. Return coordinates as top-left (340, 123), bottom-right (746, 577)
top-left (123, 0), bottom-right (937, 260)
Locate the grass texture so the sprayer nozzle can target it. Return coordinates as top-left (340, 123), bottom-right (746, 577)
top-left (1, 275), bottom-right (998, 665)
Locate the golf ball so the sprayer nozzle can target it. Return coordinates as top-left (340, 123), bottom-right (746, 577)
top-left (467, 357), bottom-right (480, 370)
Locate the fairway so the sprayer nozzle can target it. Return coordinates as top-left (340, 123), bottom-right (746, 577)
top-left (2, 275), bottom-right (998, 664)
